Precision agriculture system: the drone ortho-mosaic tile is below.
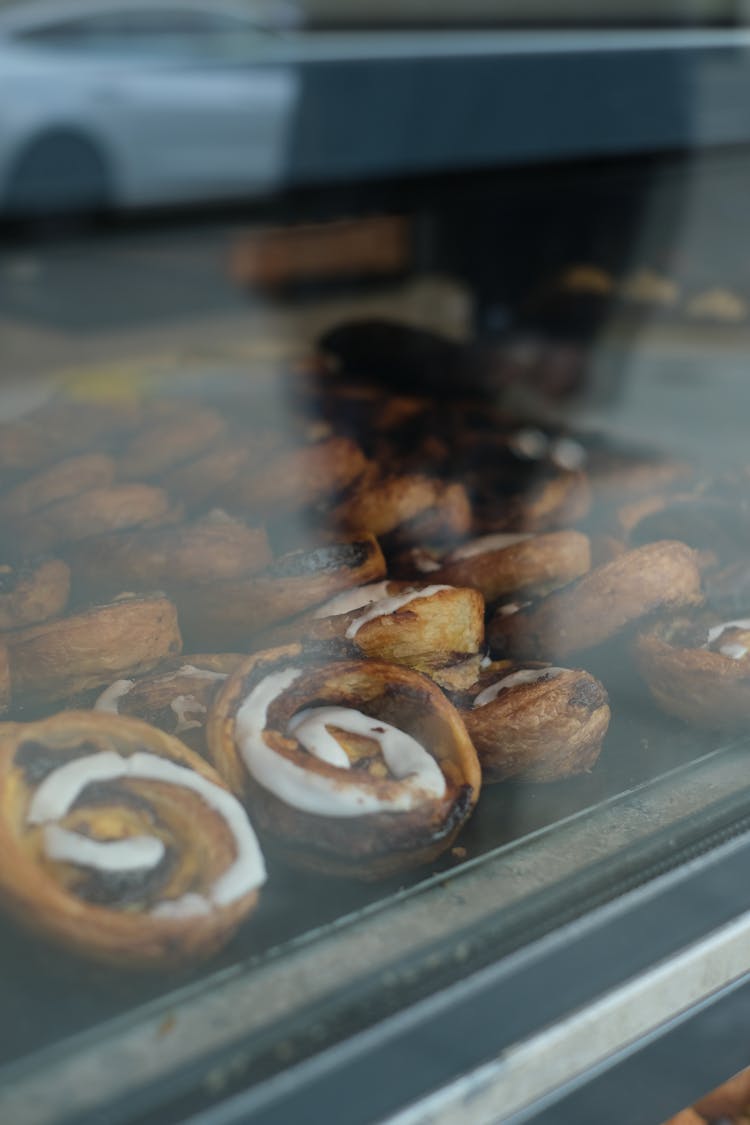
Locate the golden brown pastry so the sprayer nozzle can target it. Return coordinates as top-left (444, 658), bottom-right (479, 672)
top-left (489, 541), bottom-right (703, 660)
top-left (68, 512), bottom-right (272, 597)
top-left (11, 484), bottom-right (175, 557)
top-left (457, 660), bottom-right (610, 782)
top-left (0, 559), bottom-right (70, 631)
top-left (94, 653), bottom-right (245, 756)
top-left (175, 533), bottom-right (386, 650)
top-left (254, 581), bottom-right (485, 690)
top-left (216, 436), bottom-right (368, 518)
top-left (207, 645), bottom-right (481, 878)
top-left (635, 610), bottom-right (750, 728)
top-left (0, 712), bottom-right (265, 966)
top-left (418, 530), bottom-right (591, 603)
top-left (7, 594), bottom-right (182, 705)
top-left (117, 404), bottom-right (226, 480)
top-left (331, 470), bottom-right (471, 546)
top-left (0, 454), bottom-right (116, 521)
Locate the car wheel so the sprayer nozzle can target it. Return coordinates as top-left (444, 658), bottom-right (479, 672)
top-left (5, 131), bottom-right (111, 217)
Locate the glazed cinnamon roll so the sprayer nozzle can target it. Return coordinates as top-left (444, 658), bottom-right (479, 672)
top-left (95, 654), bottom-right (244, 756)
top-left (0, 712), bottom-right (265, 965)
top-left (635, 611), bottom-right (750, 728)
top-left (207, 645), bottom-right (481, 878)
top-left (175, 533), bottom-right (386, 650)
top-left (489, 541), bottom-right (703, 660)
top-left (10, 484), bottom-right (175, 557)
top-left (0, 559), bottom-right (70, 631)
top-left (117, 404), bottom-right (226, 480)
top-left (255, 581), bottom-right (485, 690)
top-left (68, 512), bottom-right (272, 598)
top-left (0, 454), bottom-right (116, 521)
top-left (7, 594), bottom-right (182, 706)
top-left (457, 661), bottom-right (610, 782)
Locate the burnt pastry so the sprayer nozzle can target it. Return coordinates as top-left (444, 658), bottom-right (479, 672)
top-left (94, 654), bottom-right (245, 756)
top-left (0, 454), bottom-right (116, 521)
top-left (117, 404), bottom-right (226, 480)
top-left (331, 470), bottom-right (471, 547)
top-left (10, 484), bottom-right (175, 557)
top-left (176, 534), bottom-right (386, 650)
top-left (411, 530), bottom-right (591, 604)
top-left (0, 712), bottom-right (265, 966)
top-left (0, 559), bottom-right (71, 631)
top-left (255, 581), bottom-right (485, 690)
top-left (207, 645), bottom-right (481, 878)
top-left (7, 594), bottom-right (182, 706)
top-left (489, 541), bottom-right (703, 660)
top-left (634, 611), bottom-right (750, 729)
top-left (68, 512), bottom-right (272, 598)
top-left (215, 436), bottom-right (368, 519)
top-left (457, 661), bottom-right (610, 782)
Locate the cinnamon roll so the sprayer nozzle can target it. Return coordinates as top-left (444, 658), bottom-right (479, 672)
top-left (0, 559), bottom-right (70, 631)
top-left (7, 594), bottom-right (182, 706)
top-left (635, 611), bottom-right (750, 728)
top-left (175, 534), bottom-right (386, 650)
top-left (489, 541), bottom-right (703, 660)
top-left (0, 712), bottom-right (265, 965)
top-left (0, 644), bottom-right (10, 715)
top-left (457, 661), bottom-right (610, 782)
top-left (207, 646), bottom-right (481, 878)
top-left (117, 404), bottom-right (226, 480)
top-left (331, 470), bottom-right (471, 547)
top-left (0, 454), bottom-right (116, 521)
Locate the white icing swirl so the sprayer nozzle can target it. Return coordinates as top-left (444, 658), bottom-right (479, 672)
top-left (345, 585), bottom-right (452, 640)
top-left (706, 619), bottom-right (750, 648)
top-left (44, 826), bottom-right (166, 871)
top-left (473, 667), bottom-right (566, 708)
top-left (94, 680), bottom-right (134, 713)
top-left (312, 581), bottom-right (391, 619)
top-left (235, 668), bottom-right (446, 817)
top-left (28, 751), bottom-right (266, 913)
top-left (447, 533), bottom-right (532, 562)
top-left (94, 666), bottom-right (227, 717)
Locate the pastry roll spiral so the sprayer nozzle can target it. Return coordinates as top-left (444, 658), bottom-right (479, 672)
top-left (0, 559), bottom-right (70, 631)
top-left (458, 661), bottom-right (610, 782)
top-left (207, 645), bottom-right (481, 878)
top-left (0, 712), bottom-right (265, 965)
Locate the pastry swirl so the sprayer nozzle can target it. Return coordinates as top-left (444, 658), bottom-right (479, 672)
top-left (0, 559), bottom-right (70, 631)
top-left (0, 712), bottom-right (265, 965)
top-left (207, 645), bottom-right (481, 878)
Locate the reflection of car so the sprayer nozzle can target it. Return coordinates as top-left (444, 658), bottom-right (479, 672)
top-left (0, 1), bottom-right (301, 213)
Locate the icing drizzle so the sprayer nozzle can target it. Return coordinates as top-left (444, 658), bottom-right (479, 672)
top-left (473, 667), bottom-right (566, 708)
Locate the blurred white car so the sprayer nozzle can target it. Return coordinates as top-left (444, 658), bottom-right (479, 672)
top-left (0, 0), bottom-right (301, 213)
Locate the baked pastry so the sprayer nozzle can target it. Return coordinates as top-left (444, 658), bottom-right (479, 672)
top-left (254, 581), bottom-right (485, 689)
top-left (457, 661), bottom-right (610, 782)
top-left (207, 645), bottom-right (481, 878)
top-left (0, 559), bottom-right (70, 631)
top-left (117, 404), bottom-right (226, 480)
top-left (0, 712), bottom-right (265, 965)
top-left (635, 610), bottom-right (750, 728)
top-left (330, 470), bottom-right (471, 547)
top-left (0, 454), bottom-right (116, 521)
top-left (94, 654), bottom-right (245, 756)
top-left (175, 534), bottom-right (386, 650)
top-left (471, 467), bottom-right (591, 535)
top-left (7, 594), bottom-right (182, 705)
top-left (0, 643), bottom-right (10, 715)
top-left (10, 484), bottom-right (175, 557)
top-left (68, 512), bottom-right (271, 597)
top-left (160, 433), bottom-right (284, 511)
top-left (622, 492), bottom-right (750, 560)
top-left (489, 541), bottom-right (703, 660)
top-left (414, 530), bottom-right (591, 604)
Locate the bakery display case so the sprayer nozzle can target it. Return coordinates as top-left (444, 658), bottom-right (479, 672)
top-left (6, 14), bottom-right (750, 1125)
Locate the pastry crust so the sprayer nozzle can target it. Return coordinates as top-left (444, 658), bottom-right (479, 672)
top-left (11, 484), bottom-right (174, 556)
top-left (118, 404), bottom-right (226, 480)
top-left (68, 513), bottom-right (271, 597)
top-left (207, 645), bottom-right (481, 878)
top-left (7, 594), bottom-right (182, 705)
top-left (94, 653), bottom-right (245, 756)
top-left (0, 711), bottom-right (264, 966)
top-left (331, 470), bottom-right (471, 545)
top-left (635, 611), bottom-right (750, 728)
top-left (489, 541), bottom-right (703, 660)
top-left (0, 454), bottom-right (116, 520)
top-left (0, 644), bottom-right (10, 715)
top-left (0, 559), bottom-right (71, 631)
top-left (427, 530), bottom-right (590, 603)
top-left (176, 534), bottom-right (387, 650)
top-left (458, 661), bottom-right (610, 782)
top-left (472, 469), bottom-right (591, 534)
top-left (254, 581), bottom-right (485, 687)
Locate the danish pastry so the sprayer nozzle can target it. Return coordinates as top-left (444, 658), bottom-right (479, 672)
top-left (207, 645), bottom-right (481, 878)
top-left (489, 541), bottom-right (703, 660)
top-left (457, 661), bottom-right (610, 782)
top-left (0, 712), bottom-right (265, 965)
top-left (7, 594), bottom-right (182, 705)
top-left (0, 558), bottom-right (71, 631)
